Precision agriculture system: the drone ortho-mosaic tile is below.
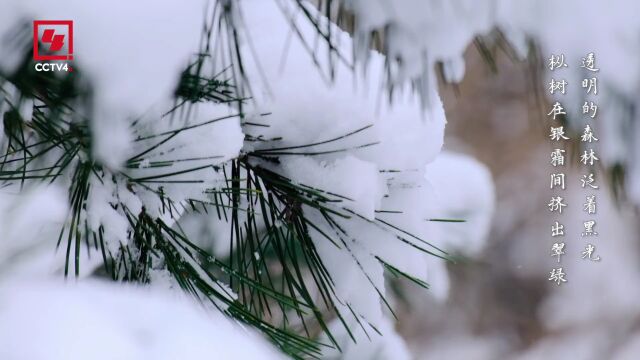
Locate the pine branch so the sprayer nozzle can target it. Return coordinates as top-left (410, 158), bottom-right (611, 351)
top-left (0, 4), bottom-right (468, 358)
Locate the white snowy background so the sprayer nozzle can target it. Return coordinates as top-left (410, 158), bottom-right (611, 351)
top-left (1, 0), bottom-right (639, 359)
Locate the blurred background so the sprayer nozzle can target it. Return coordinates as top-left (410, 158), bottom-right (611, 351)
top-left (396, 44), bottom-right (640, 359)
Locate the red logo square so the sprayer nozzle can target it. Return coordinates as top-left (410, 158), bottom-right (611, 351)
top-left (33, 20), bottom-right (74, 61)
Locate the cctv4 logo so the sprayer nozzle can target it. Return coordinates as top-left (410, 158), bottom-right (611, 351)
top-left (33, 20), bottom-right (74, 72)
